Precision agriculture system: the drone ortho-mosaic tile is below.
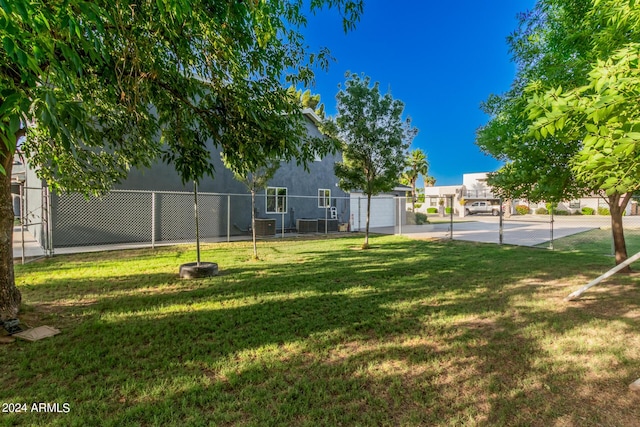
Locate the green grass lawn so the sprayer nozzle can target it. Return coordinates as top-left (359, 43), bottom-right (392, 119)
top-left (539, 227), bottom-right (640, 256)
top-left (2, 235), bottom-right (640, 426)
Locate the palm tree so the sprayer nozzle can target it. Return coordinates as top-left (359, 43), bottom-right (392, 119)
top-left (402, 149), bottom-right (429, 211)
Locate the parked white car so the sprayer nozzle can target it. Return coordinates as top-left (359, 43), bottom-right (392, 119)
top-left (465, 201), bottom-right (501, 216)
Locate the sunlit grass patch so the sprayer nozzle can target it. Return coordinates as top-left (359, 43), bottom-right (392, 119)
top-left (539, 227), bottom-right (640, 256)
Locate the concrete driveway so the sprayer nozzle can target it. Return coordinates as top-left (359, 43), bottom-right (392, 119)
top-left (373, 215), bottom-right (625, 248)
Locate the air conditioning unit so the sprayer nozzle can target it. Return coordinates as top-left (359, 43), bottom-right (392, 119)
top-left (296, 219), bottom-right (318, 233)
top-left (254, 219), bottom-right (276, 236)
top-left (318, 219), bottom-right (339, 232)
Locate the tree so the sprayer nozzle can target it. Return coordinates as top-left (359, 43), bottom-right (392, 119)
top-left (329, 73), bottom-right (417, 249)
top-left (0, 0), bottom-right (364, 321)
top-left (476, 0), bottom-right (595, 204)
top-left (526, 43), bottom-right (640, 268)
top-left (476, 0), bottom-right (640, 267)
top-left (401, 149), bottom-right (429, 211)
top-left (225, 160), bottom-right (280, 260)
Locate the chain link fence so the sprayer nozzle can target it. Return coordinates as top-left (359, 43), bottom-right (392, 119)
top-left (12, 187), bottom-right (640, 259)
top-left (12, 184), bottom-right (52, 263)
top-left (390, 195), bottom-right (640, 257)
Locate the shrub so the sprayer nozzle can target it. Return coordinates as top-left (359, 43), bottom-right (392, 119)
top-left (427, 207), bottom-right (438, 214)
top-left (445, 207), bottom-right (452, 214)
top-left (414, 203), bottom-right (423, 209)
top-left (554, 210), bottom-right (569, 215)
top-left (535, 207), bottom-right (548, 215)
top-left (542, 202), bottom-right (561, 215)
top-left (598, 207), bottom-right (610, 216)
top-left (415, 212), bottom-right (428, 225)
top-left (515, 205), bottom-right (530, 215)
top-left (581, 207), bottom-right (595, 215)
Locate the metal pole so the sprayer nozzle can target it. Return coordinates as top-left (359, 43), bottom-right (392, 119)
top-left (398, 197), bottom-right (402, 235)
top-left (227, 194), bottom-right (231, 243)
top-left (20, 183), bottom-right (25, 264)
top-left (281, 211), bottom-right (285, 238)
top-left (449, 195), bottom-right (453, 240)
top-left (194, 182), bottom-right (201, 266)
top-left (565, 250), bottom-right (640, 301)
top-left (549, 205), bottom-right (555, 250)
top-left (325, 205), bottom-right (328, 234)
top-left (46, 185), bottom-right (53, 256)
top-left (151, 192), bottom-right (156, 249)
top-left (499, 197), bottom-right (503, 245)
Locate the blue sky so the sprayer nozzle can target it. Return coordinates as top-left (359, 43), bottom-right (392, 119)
top-left (300, 1), bottom-right (536, 186)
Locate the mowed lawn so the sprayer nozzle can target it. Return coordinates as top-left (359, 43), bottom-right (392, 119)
top-left (2, 235), bottom-right (640, 426)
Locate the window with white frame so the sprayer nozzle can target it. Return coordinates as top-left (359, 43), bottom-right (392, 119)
top-left (318, 189), bottom-right (331, 208)
top-left (266, 187), bottom-right (287, 213)
top-left (569, 200), bottom-right (581, 209)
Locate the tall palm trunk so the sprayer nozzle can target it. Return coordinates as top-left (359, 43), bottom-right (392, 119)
top-left (411, 179), bottom-right (416, 212)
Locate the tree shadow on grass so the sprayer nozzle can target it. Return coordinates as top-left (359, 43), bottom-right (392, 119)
top-left (4, 237), bottom-right (640, 425)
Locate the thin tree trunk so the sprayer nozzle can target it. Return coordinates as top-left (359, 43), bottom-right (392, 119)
top-left (251, 189), bottom-right (257, 259)
top-left (363, 193), bottom-right (372, 249)
top-left (0, 140), bottom-right (21, 321)
top-left (609, 193), bottom-right (631, 272)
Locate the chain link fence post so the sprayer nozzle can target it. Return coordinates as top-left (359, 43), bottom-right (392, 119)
top-left (549, 206), bottom-right (555, 250)
top-left (449, 195), bottom-right (454, 239)
top-left (499, 197), bottom-right (504, 245)
top-left (398, 196), bottom-right (402, 236)
top-left (151, 192), bottom-right (156, 249)
top-left (19, 182), bottom-right (25, 264)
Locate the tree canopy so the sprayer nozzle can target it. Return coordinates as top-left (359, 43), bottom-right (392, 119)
top-left (330, 73), bottom-right (417, 248)
top-left (476, 0), bottom-right (640, 267)
top-left (0, 0), bottom-right (364, 320)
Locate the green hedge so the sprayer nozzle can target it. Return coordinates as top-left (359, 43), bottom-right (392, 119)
top-left (415, 212), bottom-right (428, 225)
top-left (535, 207), bottom-right (548, 215)
top-left (427, 207), bottom-right (438, 214)
top-left (581, 207), bottom-right (595, 215)
top-left (515, 205), bottom-right (530, 215)
top-left (598, 207), bottom-right (610, 216)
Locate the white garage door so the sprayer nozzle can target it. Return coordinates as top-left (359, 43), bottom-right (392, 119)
top-left (350, 194), bottom-right (396, 230)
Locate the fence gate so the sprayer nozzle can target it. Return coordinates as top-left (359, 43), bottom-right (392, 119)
top-left (14, 183), bottom-right (52, 263)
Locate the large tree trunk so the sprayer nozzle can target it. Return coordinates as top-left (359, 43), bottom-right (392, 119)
top-left (0, 142), bottom-right (21, 321)
top-left (609, 193), bottom-right (631, 272)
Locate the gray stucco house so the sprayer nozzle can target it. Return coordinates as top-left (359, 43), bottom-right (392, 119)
top-left (16, 109), bottom-right (350, 248)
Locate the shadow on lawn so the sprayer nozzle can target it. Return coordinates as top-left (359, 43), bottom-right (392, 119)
top-left (5, 238), bottom-right (640, 426)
